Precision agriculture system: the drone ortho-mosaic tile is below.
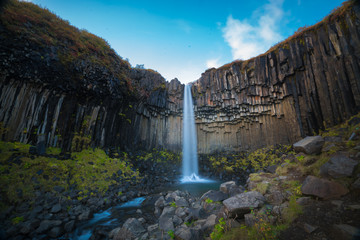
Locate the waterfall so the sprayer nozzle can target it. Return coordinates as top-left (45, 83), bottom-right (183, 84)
top-left (181, 84), bottom-right (208, 183)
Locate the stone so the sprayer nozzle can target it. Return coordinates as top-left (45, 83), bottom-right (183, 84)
top-left (293, 136), bottom-right (325, 155)
top-left (159, 215), bottom-right (174, 232)
top-left (172, 215), bottom-right (183, 226)
top-left (48, 226), bottom-right (63, 238)
top-left (220, 181), bottom-right (236, 194)
top-left (304, 223), bottom-right (318, 233)
top-left (296, 197), bottom-right (312, 205)
top-left (20, 219), bottom-right (40, 234)
top-left (265, 190), bottom-right (285, 205)
top-left (244, 213), bottom-right (256, 227)
top-left (78, 209), bottom-right (92, 221)
top-left (352, 178), bottom-right (360, 189)
top-left (331, 200), bottom-right (343, 208)
top-left (334, 224), bottom-right (360, 239)
top-left (301, 175), bottom-right (349, 199)
top-left (200, 190), bottom-right (228, 202)
top-left (136, 209), bottom-right (142, 214)
top-left (202, 214), bottom-right (217, 232)
top-left (147, 224), bottom-right (159, 235)
top-left (36, 135), bottom-right (46, 155)
top-left (175, 226), bottom-right (192, 240)
top-left (175, 207), bottom-right (187, 219)
top-left (154, 196), bottom-right (165, 209)
top-left (51, 203), bottom-right (61, 213)
top-left (122, 218), bottom-right (146, 237)
top-left (36, 220), bottom-right (62, 233)
top-left (113, 227), bottom-right (134, 240)
top-left (138, 217), bottom-right (146, 224)
top-left (265, 165), bottom-right (278, 174)
top-left (320, 154), bottom-right (358, 178)
top-left (64, 220), bottom-right (75, 232)
top-left (348, 205), bottom-right (360, 210)
top-left (223, 191), bottom-right (266, 217)
top-left (109, 227), bottom-right (121, 239)
top-left (175, 197), bottom-right (189, 207)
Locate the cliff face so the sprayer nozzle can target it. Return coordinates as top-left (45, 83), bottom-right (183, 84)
top-left (1, 1), bottom-right (360, 154)
top-left (192, 2), bottom-right (360, 153)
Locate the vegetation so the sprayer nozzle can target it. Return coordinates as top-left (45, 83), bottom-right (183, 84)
top-left (210, 217), bottom-right (227, 240)
top-left (0, 141), bottom-right (141, 208)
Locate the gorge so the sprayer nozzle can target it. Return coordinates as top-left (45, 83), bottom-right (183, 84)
top-left (1, 0), bottom-right (360, 240)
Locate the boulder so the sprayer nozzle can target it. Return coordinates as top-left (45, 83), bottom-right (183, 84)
top-left (320, 154), bottom-right (358, 178)
top-left (334, 224), bottom-right (360, 239)
top-left (64, 220), bottom-right (75, 232)
top-left (202, 214), bottom-right (217, 232)
top-left (147, 224), bottom-right (159, 235)
top-left (51, 203), bottom-right (62, 213)
top-left (220, 181), bottom-right (236, 194)
top-left (293, 136), bottom-right (324, 155)
top-left (223, 191), bottom-right (265, 217)
top-left (159, 206), bottom-right (175, 231)
top-left (48, 226), bottom-right (63, 238)
top-left (301, 175), bottom-right (349, 199)
top-left (175, 226), bottom-right (192, 240)
top-left (36, 220), bottom-right (62, 233)
top-left (352, 178), bottom-right (360, 189)
top-left (122, 218), bottom-right (146, 237)
top-left (200, 190), bottom-right (228, 202)
top-left (175, 197), bottom-right (189, 207)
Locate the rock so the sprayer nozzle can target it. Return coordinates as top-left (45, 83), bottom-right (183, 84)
top-left (223, 191), bottom-right (265, 217)
top-left (301, 175), bottom-right (349, 199)
top-left (109, 227), bottom-right (121, 239)
top-left (147, 223), bottom-right (159, 235)
top-left (136, 209), bottom-right (142, 214)
top-left (244, 213), bottom-right (256, 227)
top-left (159, 215), bottom-right (174, 232)
top-left (122, 218), bottom-right (146, 237)
top-left (51, 203), bottom-right (61, 213)
top-left (78, 209), bottom-right (92, 221)
top-left (320, 154), bottom-right (358, 178)
top-left (202, 214), bottom-right (217, 232)
top-left (293, 136), bottom-right (324, 155)
top-left (154, 196), bottom-right (165, 209)
top-left (175, 226), bottom-right (192, 240)
top-left (348, 205), bottom-right (360, 210)
top-left (334, 224), bottom-right (360, 239)
top-left (64, 220), bottom-right (75, 232)
top-left (175, 207), bottom-right (187, 219)
top-left (36, 134), bottom-right (46, 155)
top-left (113, 227), bottom-right (134, 240)
top-left (53, 185), bottom-right (65, 193)
top-left (48, 226), bottom-right (63, 238)
top-left (36, 220), bottom-right (62, 233)
top-left (220, 181), bottom-right (236, 194)
top-left (265, 165), bottom-right (278, 174)
top-left (20, 219), bottom-right (40, 234)
top-left (138, 217), bottom-right (146, 224)
top-left (352, 178), bottom-right (360, 189)
top-left (296, 197), bottom-right (312, 206)
top-left (200, 190), bottom-right (228, 202)
top-left (331, 200), bottom-right (343, 208)
top-left (175, 197), bottom-right (189, 207)
top-left (304, 223), bottom-right (318, 233)
top-left (172, 215), bottom-right (183, 226)
top-left (265, 190), bottom-right (285, 205)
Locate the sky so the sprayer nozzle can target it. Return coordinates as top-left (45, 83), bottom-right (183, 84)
top-left (24, 0), bottom-right (345, 84)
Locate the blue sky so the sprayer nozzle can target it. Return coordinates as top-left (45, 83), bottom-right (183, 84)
top-left (26, 0), bottom-right (344, 83)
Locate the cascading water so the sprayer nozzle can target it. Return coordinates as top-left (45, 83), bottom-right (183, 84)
top-left (181, 84), bottom-right (210, 183)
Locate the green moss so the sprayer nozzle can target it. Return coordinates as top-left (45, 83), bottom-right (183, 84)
top-left (46, 147), bottom-right (61, 155)
top-left (11, 216), bottom-right (24, 225)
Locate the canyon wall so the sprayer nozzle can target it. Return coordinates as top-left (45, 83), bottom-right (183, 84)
top-left (1, 1), bottom-right (360, 154)
top-left (192, 2), bottom-right (360, 153)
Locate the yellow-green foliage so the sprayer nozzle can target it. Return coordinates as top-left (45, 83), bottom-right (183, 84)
top-left (0, 141), bottom-right (141, 205)
top-left (136, 149), bottom-right (180, 164)
top-left (11, 216), bottom-right (24, 225)
top-left (282, 196), bottom-right (303, 223)
top-left (46, 147), bottom-right (62, 155)
top-left (247, 145), bottom-right (293, 172)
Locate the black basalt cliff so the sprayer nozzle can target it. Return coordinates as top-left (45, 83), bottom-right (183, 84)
top-left (1, 0), bottom-right (360, 154)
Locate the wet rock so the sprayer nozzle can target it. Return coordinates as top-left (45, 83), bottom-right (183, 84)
top-left (293, 136), bottom-right (324, 155)
top-left (78, 209), bottom-right (92, 221)
top-left (64, 220), bottom-right (75, 232)
top-left (51, 203), bottom-right (61, 213)
top-left (48, 226), bottom-right (63, 238)
top-left (122, 218), bottom-right (146, 237)
top-left (301, 175), bottom-right (349, 199)
top-left (20, 219), bottom-right (40, 234)
top-left (223, 191), bottom-right (265, 217)
top-left (200, 190), bottom-right (228, 202)
top-left (36, 220), bottom-right (62, 233)
top-left (320, 154), bottom-right (358, 178)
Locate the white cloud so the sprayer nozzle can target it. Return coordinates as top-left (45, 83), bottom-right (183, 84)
top-left (222, 0), bottom-right (284, 60)
top-left (206, 58), bottom-right (220, 69)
